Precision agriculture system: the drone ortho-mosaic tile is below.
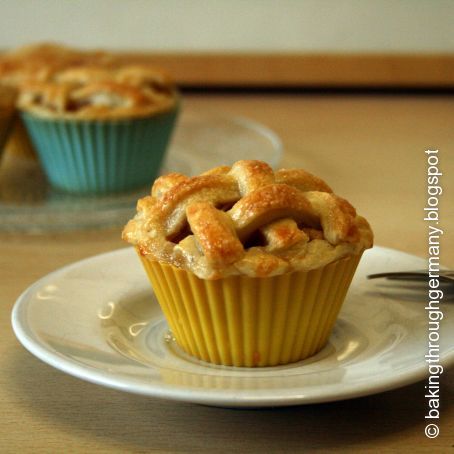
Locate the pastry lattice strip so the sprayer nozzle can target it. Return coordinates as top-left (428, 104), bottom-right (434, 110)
top-left (146, 160), bottom-right (359, 270)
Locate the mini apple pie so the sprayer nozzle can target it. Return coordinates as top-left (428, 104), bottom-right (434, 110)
top-left (123, 160), bottom-right (373, 366)
top-left (17, 67), bottom-right (178, 194)
top-left (0, 42), bottom-right (117, 161)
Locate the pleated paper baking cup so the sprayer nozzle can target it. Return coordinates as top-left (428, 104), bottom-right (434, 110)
top-left (138, 251), bottom-right (363, 367)
top-left (0, 107), bottom-right (16, 152)
top-left (21, 107), bottom-right (178, 194)
top-left (3, 116), bottom-right (37, 160)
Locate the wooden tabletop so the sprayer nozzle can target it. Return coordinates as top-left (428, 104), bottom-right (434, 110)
top-left (1, 93), bottom-right (453, 453)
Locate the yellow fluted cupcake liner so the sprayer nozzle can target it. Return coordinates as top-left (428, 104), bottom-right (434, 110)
top-left (0, 107), bottom-right (16, 153)
top-left (0, 85), bottom-right (17, 154)
top-left (138, 250), bottom-right (362, 367)
top-left (4, 117), bottom-right (37, 160)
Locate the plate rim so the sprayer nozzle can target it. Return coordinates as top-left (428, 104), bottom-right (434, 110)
top-left (11, 246), bottom-right (454, 407)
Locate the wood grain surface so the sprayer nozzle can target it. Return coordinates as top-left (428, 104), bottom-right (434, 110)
top-left (118, 52), bottom-right (454, 87)
top-left (1, 93), bottom-right (453, 453)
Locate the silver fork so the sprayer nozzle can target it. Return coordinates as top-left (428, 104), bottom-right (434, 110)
top-left (367, 270), bottom-right (454, 284)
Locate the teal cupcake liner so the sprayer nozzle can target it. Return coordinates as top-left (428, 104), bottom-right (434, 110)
top-left (21, 107), bottom-right (179, 194)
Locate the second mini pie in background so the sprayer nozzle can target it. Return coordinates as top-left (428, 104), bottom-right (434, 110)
top-left (18, 65), bottom-right (179, 194)
top-left (0, 42), bottom-right (179, 194)
top-left (123, 160), bottom-right (374, 367)
top-left (0, 42), bottom-right (116, 161)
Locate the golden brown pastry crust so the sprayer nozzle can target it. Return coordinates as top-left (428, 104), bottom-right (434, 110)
top-left (1, 43), bottom-right (176, 119)
top-left (116, 64), bottom-right (175, 101)
top-left (0, 42), bottom-right (114, 87)
top-left (55, 66), bottom-right (115, 85)
top-left (123, 160), bottom-right (373, 279)
top-left (17, 65), bottom-right (177, 119)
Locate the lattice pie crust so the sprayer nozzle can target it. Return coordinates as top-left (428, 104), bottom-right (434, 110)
top-left (123, 160), bottom-right (373, 279)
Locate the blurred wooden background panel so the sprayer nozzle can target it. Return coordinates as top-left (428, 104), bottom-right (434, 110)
top-left (119, 52), bottom-right (454, 88)
top-left (2, 0), bottom-right (453, 88)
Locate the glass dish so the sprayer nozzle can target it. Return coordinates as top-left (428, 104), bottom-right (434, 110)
top-left (0, 109), bottom-right (283, 233)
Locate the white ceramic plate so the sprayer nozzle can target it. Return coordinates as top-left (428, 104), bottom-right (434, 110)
top-left (12, 246), bottom-right (454, 407)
